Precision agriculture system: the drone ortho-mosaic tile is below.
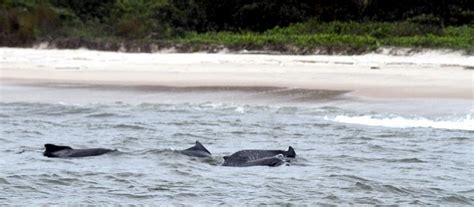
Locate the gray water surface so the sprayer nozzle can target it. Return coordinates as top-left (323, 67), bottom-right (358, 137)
top-left (0, 83), bottom-right (473, 205)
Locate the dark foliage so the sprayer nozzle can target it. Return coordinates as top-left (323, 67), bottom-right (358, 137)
top-left (0, 0), bottom-right (472, 48)
top-left (192, 0), bottom-right (314, 31)
top-left (50, 0), bottom-right (115, 22)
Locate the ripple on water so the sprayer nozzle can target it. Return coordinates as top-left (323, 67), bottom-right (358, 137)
top-left (380, 184), bottom-right (413, 194)
top-left (441, 195), bottom-right (473, 205)
top-left (38, 178), bottom-right (75, 186)
top-left (355, 181), bottom-right (374, 191)
top-left (322, 194), bottom-right (342, 202)
top-left (85, 113), bottom-right (121, 118)
top-left (32, 105), bottom-right (96, 116)
top-left (0, 178), bottom-right (10, 185)
top-left (17, 120), bottom-right (67, 130)
top-left (102, 175), bottom-right (136, 185)
top-left (329, 174), bottom-right (371, 182)
top-left (113, 123), bottom-right (152, 130)
top-left (172, 132), bottom-right (210, 139)
top-left (448, 136), bottom-right (471, 142)
top-left (353, 197), bottom-right (383, 205)
top-left (331, 174), bottom-right (418, 196)
top-left (385, 158), bottom-right (427, 163)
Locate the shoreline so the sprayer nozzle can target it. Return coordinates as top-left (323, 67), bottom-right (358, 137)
top-left (30, 40), bottom-right (474, 56)
top-left (1, 47), bottom-right (473, 100)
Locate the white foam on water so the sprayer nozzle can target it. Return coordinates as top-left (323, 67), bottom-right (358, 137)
top-left (325, 113), bottom-right (474, 131)
top-left (235, 106), bottom-right (245, 114)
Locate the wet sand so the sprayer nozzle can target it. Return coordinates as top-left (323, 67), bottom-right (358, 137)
top-left (1, 47), bottom-right (473, 99)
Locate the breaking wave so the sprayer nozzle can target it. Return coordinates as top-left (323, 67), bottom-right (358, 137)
top-left (325, 113), bottom-right (474, 131)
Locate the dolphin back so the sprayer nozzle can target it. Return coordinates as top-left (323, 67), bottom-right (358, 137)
top-left (222, 155), bottom-right (248, 166)
top-left (65, 148), bottom-right (114, 157)
top-left (245, 156), bottom-right (285, 167)
top-left (223, 155), bottom-right (284, 167)
top-left (43, 144), bottom-right (115, 158)
top-left (180, 141), bottom-right (212, 158)
top-left (228, 147), bottom-right (295, 160)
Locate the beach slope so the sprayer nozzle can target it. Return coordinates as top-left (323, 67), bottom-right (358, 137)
top-left (1, 48), bottom-right (473, 99)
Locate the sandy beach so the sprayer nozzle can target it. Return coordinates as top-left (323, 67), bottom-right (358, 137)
top-left (1, 47), bottom-right (473, 99)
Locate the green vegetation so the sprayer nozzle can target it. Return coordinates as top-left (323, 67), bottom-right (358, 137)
top-left (1, 0), bottom-right (473, 53)
top-left (177, 21), bottom-right (474, 52)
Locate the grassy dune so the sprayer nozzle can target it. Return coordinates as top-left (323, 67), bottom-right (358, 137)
top-left (176, 21), bottom-right (474, 52)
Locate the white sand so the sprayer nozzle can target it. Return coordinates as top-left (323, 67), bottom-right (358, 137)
top-left (1, 47), bottom-right (473, 99)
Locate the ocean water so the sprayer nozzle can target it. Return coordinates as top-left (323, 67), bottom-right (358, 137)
top-left (0, 83), bottom-right (473, 205)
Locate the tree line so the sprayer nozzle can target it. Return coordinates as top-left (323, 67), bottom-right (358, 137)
top-left (1, 0), bottom-right (473, 44)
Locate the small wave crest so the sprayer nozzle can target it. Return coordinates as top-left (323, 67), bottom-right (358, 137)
top-left (86, 113), bottom-right (121, 118)
top-left (325, 114), bottom-right (474, 131)
top-left (113, 123), bottom-right (153, 130)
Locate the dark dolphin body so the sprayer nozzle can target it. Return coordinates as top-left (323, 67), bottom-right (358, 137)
top-left (179, 141), bottom-right (212, 158)
top-left (222, 146), bottom-right (296, 167)
top-left (226, 146), bottom-right (296, 160)
top-left (43, 144), bottom-right (115, 158)
top-left (222, 154), bottom-right (286, 167)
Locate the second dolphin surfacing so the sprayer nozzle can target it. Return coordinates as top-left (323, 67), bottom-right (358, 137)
top-left (43, 144), bottom-right (116, 158)
top-left (179, 141), bottom-right (212, 158)
top-left (222, 146), bottom-right (296, 167)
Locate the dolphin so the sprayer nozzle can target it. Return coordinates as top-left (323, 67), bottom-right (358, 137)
top-left (222, 154), bottom-right (286, 167)
top-left (179, 141), bottom-right (212, 158)
top-left (226, 146), bottom-right (296, 160)
top-left (222, 146), bottom-right (296, 167)
top-left (43, 144), bottom-right (115, 158)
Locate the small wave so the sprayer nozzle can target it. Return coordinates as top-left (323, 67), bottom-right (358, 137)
top-left (353, 197), bottom-right (382, 205)
top-left (322, 194), bottom-right (341, 202)
top-left (448, 137), bottom-right (471, 142)
top-left (275, 107), bottom-right (299, 114)
top-left (137, 103), bottom-right (190, 113)
top-left (166, 120), bottom-right (219, 126)
top-left (86, 113), bottom-right (120, 118)
top-left (38, 178), bottom-right (74, 186)
top-left (441, 195), bottom-right (472, 205)
top-left (20, 130), bottom-right (44, 136)
top-left (380, 184), bottom-right (412, 194)
top-left (329, 174), bottom-right (371, 182)
top-left (0, 178), bottom-right (10, 185)
top-left (325, 114), bottom-right (474, 131)
top-left (355, 181), bottom-right (374, 191)
top-left (113, 124), bottom-right (152, 130)
top-left (36, 106), bottom-right (95, 116)
top-left (2, 102), bottom-right (100, 116)
top-left (135, 149), bottom-right (173, 156)
top-left (355, 181), bottom-right (415, 195)
top-left (172, 133), bottom-right (209, 139)
top-left (22, 119), bottom-right (66, 127)
top-left (235, 106), bottom-right (245, 113)
top-left (391, 158), bottom-right (426, 163)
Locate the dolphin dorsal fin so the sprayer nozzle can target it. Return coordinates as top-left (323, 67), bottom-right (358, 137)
top-left (193, 141), bottom-right (211, 154)
top-left (286, 146), bottom-right (296, 158)
top-left (44, 144), bottom-right (72, 153)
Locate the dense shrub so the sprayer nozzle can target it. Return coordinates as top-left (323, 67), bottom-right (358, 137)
top-left (0, 0), bottom-right (472, 50)
top-left (50, 0), bottom-right (115, 23)
top-left (0, 0), bottom-right (60, 44)
top-left (265, 20), bottom-right (444, 37)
